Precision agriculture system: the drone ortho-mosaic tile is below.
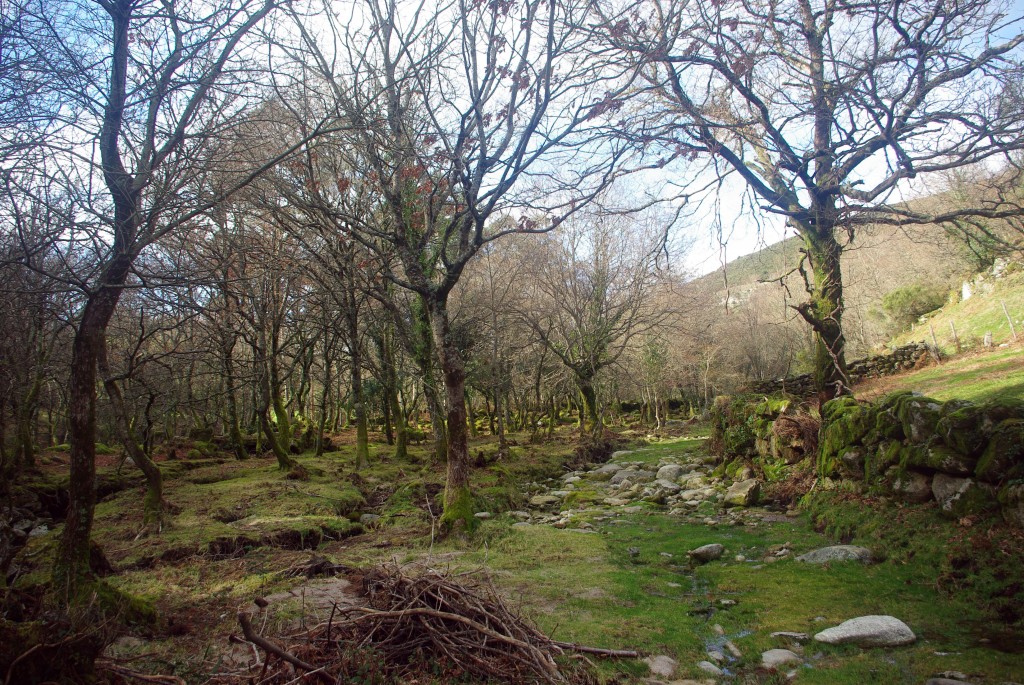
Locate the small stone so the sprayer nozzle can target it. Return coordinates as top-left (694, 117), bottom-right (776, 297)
top-left (770, 631), bottom-right (809, 643)
top-left (719, 599), bottom-right (737, 607)
top-left (761, 648), bottom-right (801, 669)
top-left (628, 546), bottom-right (641, 557)
top-left (706, 649), bottom-right (725, 662)
top-left (688, 543), bottom-right (725, 563)
top-left (529, 495), bottom-right (561, 508)
top-left (696, 661), bottom-right (723, 676)
top-left (724, 640), bottom-right (742, 658)
top-left (711, 624), bottom-right (725, 636)
top-left (473, 511), bottom-right (492, 519)
top-left (813, 615), bottom-right (916, 647)
top-left (796, 545), bottom-right (873, 564)
top-left (734, 554), bottom-right (746, 562)
top-left (643, 654), bottom-right (678, 678)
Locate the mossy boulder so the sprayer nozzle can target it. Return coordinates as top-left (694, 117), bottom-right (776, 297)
top-left (975, 419), bottom-right (1024, 483)
top-left (893, 394), bottom-right (943, 444)
top-left (920, 444), bottom-right (977, 477)
top-left (865, 441), bottom-right (904, 483)
top-left (931, 474), bottom-right (997, 518)
top-left (819, 397), bottom-right (877, 476)
top-left (936, 402), bottom-right (991, 458)
top-left (997, 482), bottom-right (1024, 526)
top-left (936, 398), bottom-right (1024, 458)
top-left (710, 393), bottom-right (795, 459)
top-left (888, 468), bottom-right (933, 503)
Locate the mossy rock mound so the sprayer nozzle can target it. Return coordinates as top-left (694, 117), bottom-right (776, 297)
top-left (892, 393), bottom-right (943, 444)
top-left (937, 398), bottom-right (1024, 458)
top-left (976, 419), bottom-right (1024, 483)
top-left (819, 397), bottom-right (877, 477)
top-left (710, 393), bottom-right (795, 459)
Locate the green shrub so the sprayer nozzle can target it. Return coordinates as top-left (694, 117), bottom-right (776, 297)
top-left (881, 283), bottom-right (947, 328)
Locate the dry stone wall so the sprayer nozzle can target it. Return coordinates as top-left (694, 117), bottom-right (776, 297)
top-left (749, 343), bottom-right (932, 396)
top-left (709, 390), bottom-right (1024, 526)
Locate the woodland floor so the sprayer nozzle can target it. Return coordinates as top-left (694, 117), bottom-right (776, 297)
top-left (7, 348), bottom-right (1024, 684)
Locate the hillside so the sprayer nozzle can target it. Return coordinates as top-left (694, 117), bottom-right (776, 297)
top-left (689, 223), bottom-right (979, 357)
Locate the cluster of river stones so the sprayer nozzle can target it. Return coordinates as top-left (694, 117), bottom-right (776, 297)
top-left (496, 447), bottom-right (1015, 685)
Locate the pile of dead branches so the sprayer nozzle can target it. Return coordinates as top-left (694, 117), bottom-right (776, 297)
top-left (235, 563), bottom-right (635, 684)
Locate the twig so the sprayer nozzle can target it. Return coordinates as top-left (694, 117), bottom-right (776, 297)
top-left (96, 661), bottom-right (187, 685)
top-left (550, 641), bottom-right (640, 658)
top-left (237, 612), bottom-right (332, 684)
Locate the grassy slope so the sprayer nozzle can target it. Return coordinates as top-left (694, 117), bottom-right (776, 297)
top-left (855, 345), bottom-right (1024, 402)
top-left (891, 268), bottom-right (1024, 354)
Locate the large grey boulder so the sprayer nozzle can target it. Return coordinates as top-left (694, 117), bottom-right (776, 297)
top-left (796, 545), bottom-right (873, 564)
top-left (813, 615), bottom-right (916, 647)
top-left (656, 464), bottom-right (686, 481)
top-left (890, 469), bottom-right (933, 503)
top-left (932, 474), bottom-right (996, 517)
top-left (529, 495), bottom-right (561, 508)
top-left (654, 478), bottom-right (681, 492)
top-left (688, 543), bottom-right (725, 563)
top-left (724, 478), bottom-right (760, 507)
top-left (610, 469), bottom-right (655, 485)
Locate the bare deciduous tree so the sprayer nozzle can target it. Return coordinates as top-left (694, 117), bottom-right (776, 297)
top-left (600, 0), bottom-right (1024, 399)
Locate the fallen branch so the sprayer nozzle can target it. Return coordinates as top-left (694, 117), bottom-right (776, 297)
top-left (551, 641), bottom-right (640, 658)
top-left (237, 612), bottom-right (332, 684)
top-left (96, 661), bottom-right (188, 685)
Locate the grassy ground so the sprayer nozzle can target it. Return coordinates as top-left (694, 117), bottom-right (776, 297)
top-left (855, 344), bottom-right (1024, 402)
top-left (892, 268), bottom-right (1024, 354)
top-left (10, 421), bottom-right (1024, 683)
top-left (428, 477), bottom-right (1024, 683)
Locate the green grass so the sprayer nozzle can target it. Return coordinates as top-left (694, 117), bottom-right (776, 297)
top-left (15, 422), bottom-right (1024, 684)
top-left (613, 434), bottom-right (711, 466)
top-left (429, 495), bottom-right (1024, 684)
top-left (892, 268), bottom-right (1024, 353)
top-left (856, 346), bottom-right (1024, 402)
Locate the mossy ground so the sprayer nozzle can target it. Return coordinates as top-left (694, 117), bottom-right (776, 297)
top-left (9, 420), bottom-right (1024, 683)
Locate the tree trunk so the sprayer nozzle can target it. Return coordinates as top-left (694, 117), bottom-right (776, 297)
top-left (222, 334), bottom-right (248, 461)
top-left (577, 377), bottom-right (601, 437)
top-left (98, 341), bottom-right (165, 532)
top-left (798, 228), bottom-right (850, 402)
top-left (346, 298), bottom-right (369, 470)
top-left (381, 330), bottom-right (408, 460)
top-left (258, 357), bottom-right (296, 469)
top-left (55, 280), bottom-right (125, 598)
top-left (428, 299), bottom-right (474, 533)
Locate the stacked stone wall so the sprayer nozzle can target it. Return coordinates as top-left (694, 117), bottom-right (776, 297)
top-left (749, 343), bottom-right (932, 396)
top-left (709, 390), bottom-right (1024, 526)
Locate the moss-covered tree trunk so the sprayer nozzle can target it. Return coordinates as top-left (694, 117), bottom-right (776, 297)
top-left (257, 353), bottom-right (296, 470)
top-left (381, 329), bottom-right (408, 460)
top-left (577, 377), bottom-right (601, 437)
top-left (795, 220), bottom-right (850, 402)
top-left (346, 286), bottom-right (369, 470)
top-left (56, 257), bottom-right (131, 598)
top-left (315, 354), bottom-right (332, 457)
top-left (429, 299), bottom-right (474, 532)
